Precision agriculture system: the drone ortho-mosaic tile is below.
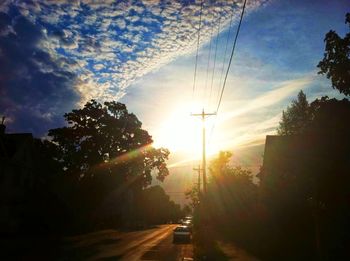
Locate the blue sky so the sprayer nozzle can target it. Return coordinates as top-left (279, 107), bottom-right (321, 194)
top-left (0, 0), bottom-right (349, 202)
top-left (121, 0), bottom-right (348, 160)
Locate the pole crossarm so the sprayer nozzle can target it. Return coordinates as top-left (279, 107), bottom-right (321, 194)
top-left (190, 112), bottom-right (216, 117)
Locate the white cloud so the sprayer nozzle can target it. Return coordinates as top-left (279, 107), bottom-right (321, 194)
top-left (115, 18), bottom-right (126, 29)
top-left (219, 75), bottom-right (315, 122)
top-left (2, 0), bottom-right (269, 105)
top-left (93, 64), bottom-right (104, 71)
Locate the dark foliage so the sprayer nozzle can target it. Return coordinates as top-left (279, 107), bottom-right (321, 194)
top-left (48, 99), bottom-right (169, 186)
top-left (44, 100), bottom-right (173, 232)
top-left (318, 13), bottom-right (350, 96)
top-left (1, 100), bottom-right (182, 237)
top-left (135, 186), bottom-right (183, 225)
top-left (192, 152), bottom-right (261, 258)
top-left (260, 94), bottom-right (350, 259)
top-left (277, 90), bottom-right (311, 135)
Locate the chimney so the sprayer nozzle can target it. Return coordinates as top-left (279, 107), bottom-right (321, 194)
top-left (0, 116), bottom-right (6, 136)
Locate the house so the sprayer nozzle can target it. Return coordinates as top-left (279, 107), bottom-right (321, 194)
top-left (260, 134), bottom-right (350, 182)
top-left (0, 119), bottom-right (39, 233)
top-left (259, 135), bottom-right (317, 183)
top-left (259, 133), bottom-right (350, 207)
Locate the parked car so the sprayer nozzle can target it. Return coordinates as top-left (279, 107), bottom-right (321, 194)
top-left (173, 225), bottom-right (191, 243)
top-left (182, 220), bottom-right (192, 226)
top-left (184, 216), bottom-right (193, 221)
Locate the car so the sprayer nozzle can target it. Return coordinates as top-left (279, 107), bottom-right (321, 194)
top-left (184, 215), bottom-right (193, 221)
top-left (182, 220), bottom-right (192, 226)
top-left (173, 225), bottom-right (191, 243)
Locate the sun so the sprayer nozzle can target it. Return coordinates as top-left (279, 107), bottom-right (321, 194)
top-left (153, 103), bottom-right (218, 159)
top-left (153, 104), bottom-right (201, 156)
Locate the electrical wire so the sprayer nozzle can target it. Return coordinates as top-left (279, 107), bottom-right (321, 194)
top-left (204, 24), bottom-right (214, 104)
top-left (191, 0), bottom-right (204, 101)
top-left (208, 0), bottom-right (237, 144)
top-left (215, 0), bottom-right (247, 114)
top-left (209, 0), bottom-right (247, 143)
top-left (190, 0), bottom-right (204, 190)
top-left (208, 5), bottom-right (223, 110)
top-left (216, 0), bottom-right (237, 106)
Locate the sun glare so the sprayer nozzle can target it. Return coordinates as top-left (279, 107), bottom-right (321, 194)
top-left (154, 104), bottom-right (200, 156)
top-left (153, 103), bottom-right (221, 160)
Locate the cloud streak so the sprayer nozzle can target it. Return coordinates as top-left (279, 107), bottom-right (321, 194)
top-left (205, 75), bottom-right (315, 153)
top-left (219, 75), bottom-right (315, 122)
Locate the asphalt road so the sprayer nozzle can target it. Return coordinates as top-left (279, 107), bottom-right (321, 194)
top-left (63, 224), bottom-right (193, 260)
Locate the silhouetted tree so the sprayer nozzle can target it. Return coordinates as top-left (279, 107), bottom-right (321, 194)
top-left (202, 152), bottom-right (259, 248)
top-left (277, 90), bottom-right (311, 135)
top-left (207, 151), bottom-right (257, 219)
top-left (182, 204), bottom-right (192, 216)
top-left (46, 100), bottom-right (170, 230)
top-left (136, 185), bottom-right (183, 225)
top-left (318, 13), bottom-right (350, 96)
top-left (185, 185), bottom-right (200, 210)
top-left (271, 96), bottom-right (350, 259)
top-left (48, 100), bottom-right (169, 186)
top-left (209, 151), bottom-right (233, 177)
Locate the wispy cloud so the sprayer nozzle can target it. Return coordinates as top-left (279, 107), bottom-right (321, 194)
top-left (205, 75), bottom-right (315, 153)
top-left (219, 75), bottom-right (315, 122)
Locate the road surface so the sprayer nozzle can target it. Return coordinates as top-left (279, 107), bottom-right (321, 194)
top-left (63, 224), bottom-right (193, 260)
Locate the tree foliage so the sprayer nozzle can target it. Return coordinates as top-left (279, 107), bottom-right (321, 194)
top-left (136, 186), bottom-right (183, 224)
top-left (42, 100), bottom-right (173, 231)
top-left (48, 99), bottom-right (169, 187)
top-left (277, 90), bottom-right (311, 135)
top-left (271, 93), bottom-right (350, 258)
top-left (318, 13), bottom-right (350, 96)
top-left (185, 185), bottom-right (200, 209)
top-left (208, 151), bottom-right (233, 177)
top-left (208, 151), bottom-right (257, 212)
top-left (188, 151), bottom-right (260, 258)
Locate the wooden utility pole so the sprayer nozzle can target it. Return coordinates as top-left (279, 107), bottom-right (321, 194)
top-left (193, 165), bottom-right (202, 193)
top-left (191, 109), bottom-right (216, 194)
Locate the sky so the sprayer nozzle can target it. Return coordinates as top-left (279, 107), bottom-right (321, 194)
top-left (0, 0), bottom-right (349, 203)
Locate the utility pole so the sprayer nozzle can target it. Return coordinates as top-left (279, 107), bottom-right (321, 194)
top-left (191, 109), bottom-right (216, 194)
top-left (193, 165), bottom-right (202, 193)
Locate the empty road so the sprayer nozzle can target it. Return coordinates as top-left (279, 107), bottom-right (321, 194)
top-left (63, 224), bottom-right (193, 260)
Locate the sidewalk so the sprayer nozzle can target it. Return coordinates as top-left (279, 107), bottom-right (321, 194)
top-left (216, 240), bottom-right (260, 261)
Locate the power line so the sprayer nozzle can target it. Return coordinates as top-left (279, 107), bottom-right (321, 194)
top-left (208, 0), bottom-right (239, 144)
top-left (216, 0), bottom-right (237, 106)
top-left (208, 5), bottom-right (223, 110)
top-left (191, 0), bottom-right (204, 101)
top-left (208, 0), bottom-right (247, 146)
top-left (215, 0), bottom-right (247, 114)
top-left (204, 24), bottom-right (214, 103)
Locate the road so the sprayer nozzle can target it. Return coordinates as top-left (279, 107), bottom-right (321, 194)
top-left (63, 224), bottom-right (193, 260)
